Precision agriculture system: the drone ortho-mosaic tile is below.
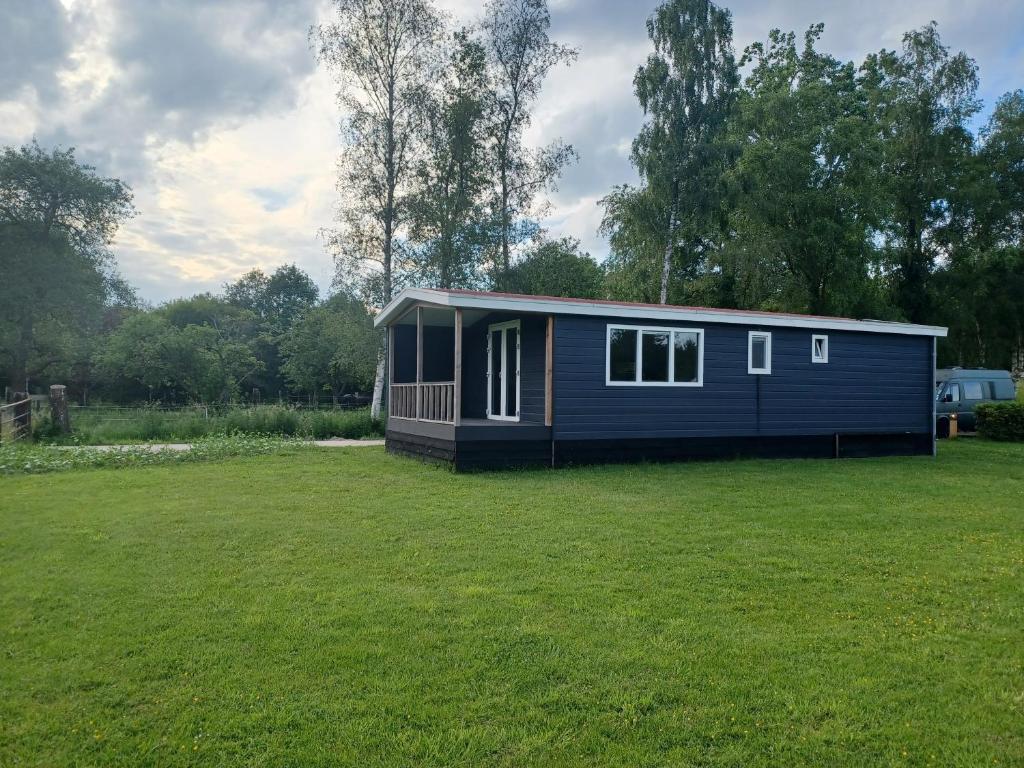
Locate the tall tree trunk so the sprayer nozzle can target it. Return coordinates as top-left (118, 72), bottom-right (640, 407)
top-left (371, 78), bottom-right (397, 421)
top-left (370, 343), bottom-right (386, 420)
top-left (499, 160), bottom-right (511, 286)
top-left (660, 197), bottom-right (677, 305)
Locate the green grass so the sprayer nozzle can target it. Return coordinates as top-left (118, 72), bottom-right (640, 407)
top-left (1, 442), bottom-right (1022, 766)
top-left (37, 405), bottom-right (382, 444)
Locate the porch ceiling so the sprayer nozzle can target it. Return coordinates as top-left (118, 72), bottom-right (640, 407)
top-left (392, 306), bottom-right (490, 327)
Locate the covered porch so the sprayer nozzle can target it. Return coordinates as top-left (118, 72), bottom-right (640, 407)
top-left (386, 303), bottom-right (553, 434)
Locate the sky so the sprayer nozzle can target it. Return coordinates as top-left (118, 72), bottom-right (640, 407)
top-left (2, 0), bottom-right (1022, 304)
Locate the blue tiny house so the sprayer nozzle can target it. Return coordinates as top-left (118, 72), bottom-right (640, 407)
top-left (375, 289), bottom-right (948, 470)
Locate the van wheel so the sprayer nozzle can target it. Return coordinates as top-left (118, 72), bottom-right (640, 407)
top-left (937, 417), bottom-right (950, 439)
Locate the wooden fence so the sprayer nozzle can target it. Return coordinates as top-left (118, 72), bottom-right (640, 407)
top-left (0, 399), bottom-right (32, 443)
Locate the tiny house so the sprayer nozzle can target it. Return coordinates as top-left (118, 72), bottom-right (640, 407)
top-left (374, 289), bottom-right (948, 470)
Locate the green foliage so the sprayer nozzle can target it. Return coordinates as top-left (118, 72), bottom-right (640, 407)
top-left (0, 434), bottom-right (302, 475)
top-left (504, 237), bottom-right (605, 298)
top-left (96, 298), bottom-right (263, 404)
top-left (0, 142), bottom-right (135, 391)
top-left (627, 0), bottom-right (738, 304)
top-left (481, 0), bottom-right (577, 283)
top-left (34, 405), bottom-right (382, 445)
top-left (975, 401), bottom-right (1024, 441)
top-left (723, 26), bottom-right (881, 316)
top-left (279, 293), bottom-right (378, 398)
top-left (2, 440), bottom-right (1023, 764)
top-left (407, 31), bottom-right (494, 290)
top-left (224, 264), bottom-right (318, 333)
top-left (860, 22), bottom-right (981, 323)
top-left (314, 0), bottom-right (443, 310)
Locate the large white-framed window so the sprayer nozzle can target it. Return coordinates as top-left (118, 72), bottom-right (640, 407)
top-left (486, 319), bottom-right (520, 421)
top-left (811, 334), bottom-right (828, 363)
top-left (606, 325), bottom-right (704, 387)
top-left (748, 331), bottom-right (772, 374)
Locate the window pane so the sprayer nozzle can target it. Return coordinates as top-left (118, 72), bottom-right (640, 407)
top-left (993, 379), bottom-right (1015, 399)
top-left (813, 337), bottom-right (826, 360)
top-left (963, 381), bottom-right (984, 400)
top-left (609, 329), bottom-right (637, 381)
top-left (948, 384), bottom-right (960, 402)
top-left (751, 336), bottom-right (767, 370)
top-left (505, 328), bottom-right (517, 416)
top-left (673, 332), bottom-right (699, 382)
top-left (641, 332), bottom-right (670, 382)
top-left (490, 330), bottom-right (502, 413)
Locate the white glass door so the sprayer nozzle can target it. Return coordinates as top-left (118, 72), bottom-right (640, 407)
top-left (486, 320), bottom-right (520, 421)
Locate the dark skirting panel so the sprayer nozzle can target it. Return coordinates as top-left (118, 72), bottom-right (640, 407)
top-left (386, 431), bottom-right (933, 471)
top-left (386, 430), bottom-right (455, 465)
top-left (553, 432), bottom-right (933, 467)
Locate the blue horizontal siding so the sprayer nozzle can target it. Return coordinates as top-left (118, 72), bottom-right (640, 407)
top-left (552, 315), bottom-right (932, 440)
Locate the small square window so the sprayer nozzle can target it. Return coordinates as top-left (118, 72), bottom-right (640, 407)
top-left (812, 334), bottom-right (828, 363)
top-left (748, 331), bottom-right (771, 374)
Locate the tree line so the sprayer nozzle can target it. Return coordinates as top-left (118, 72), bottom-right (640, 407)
top-left (0, 141), bottom-right (380, 403)
top-left (317, 0), bottom-right (1023, 418)
top-left (2, 0), bottom-right (1022, 406)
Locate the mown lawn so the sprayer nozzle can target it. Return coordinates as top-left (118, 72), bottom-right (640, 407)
top-left (1, 441), bottom-right (1022, 767)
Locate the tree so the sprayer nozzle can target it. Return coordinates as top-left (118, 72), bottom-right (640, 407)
top-left (504, 237), bottom-right (604, 298)
top-left (280, 293), bottom-right (378, 402)
top-left (225, 264), bottom-right (319, 332)
top-left (481, 0), bottom-right (577, 285)
top-left (313, 0), bottom-right (442, 418)
top-left (724, 26), bottom-right (881, 315)
top-left (978, 90), bottom-right (1024, 248)
top-left (861, 22), bottom-right (980, 322)
top-left (224, 264), bottom-right (319, 398)
top-left (0, 142), bottom-right (134, 392)
top-left (407, 31), bottom-right (492, 289)
top-left (935, 90), bottom-right (1024, 371)
top-left (623, 0), bottom-right (738, 304)
top-left (160, 296), bottom-right (264, 403)
top-left (600, 184), bottom-right (679, 304)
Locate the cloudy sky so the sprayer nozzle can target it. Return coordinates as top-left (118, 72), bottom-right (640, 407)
top-left (2, 0), bottom-right (1022, 303)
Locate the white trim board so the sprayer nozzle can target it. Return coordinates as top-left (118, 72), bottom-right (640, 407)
top-left (374, 288), bottom-right (948, 338)
top-left (486, 319), bottom-right (520, 421)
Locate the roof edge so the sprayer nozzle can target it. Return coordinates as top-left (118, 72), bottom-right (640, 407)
top-left (374, 288), bottom-right (948, 337)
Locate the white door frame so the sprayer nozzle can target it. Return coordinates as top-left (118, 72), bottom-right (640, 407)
top-left (486, 320), bottom-right (521, 421)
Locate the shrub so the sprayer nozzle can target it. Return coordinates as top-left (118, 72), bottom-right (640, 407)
top-left (975, 401), bottom-right (1024, 441)
top-left (37, 405), bottom-right (382, 445)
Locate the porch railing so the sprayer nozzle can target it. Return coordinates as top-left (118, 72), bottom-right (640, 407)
top-left (389, 382), bottom-right (455, 424)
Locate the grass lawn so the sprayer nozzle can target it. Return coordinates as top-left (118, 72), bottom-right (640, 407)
top-left (2, 441), bottom-right (1022, 766)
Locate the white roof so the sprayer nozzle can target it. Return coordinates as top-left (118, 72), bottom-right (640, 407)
top-left (374, 288), bottom-right (948, 337)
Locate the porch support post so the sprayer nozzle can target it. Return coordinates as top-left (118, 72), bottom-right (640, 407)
top-left (415, 306), bottom-right (423, 421)
top-left (454, 308), bottom-right (463, 426)
top-left (544, 315), bottom-right (554, 427)
top-left (387, 324), bottom-right (394, 421)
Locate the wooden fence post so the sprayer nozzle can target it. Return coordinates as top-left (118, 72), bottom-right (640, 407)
top-left (50, 385), bottom-right (70, 434)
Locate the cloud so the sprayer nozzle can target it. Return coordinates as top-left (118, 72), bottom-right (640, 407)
top-left (0, 0), bottom-right (71, 101)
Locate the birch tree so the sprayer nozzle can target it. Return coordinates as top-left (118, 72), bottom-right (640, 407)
top-left (481, 0), bottom-right (577, 286)
top-left (313, 0), bottom-right (442, 418)
top-left (625, 0), bottom-right (738, 304)
top-left (406, 31), bottom-right (492, 289)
